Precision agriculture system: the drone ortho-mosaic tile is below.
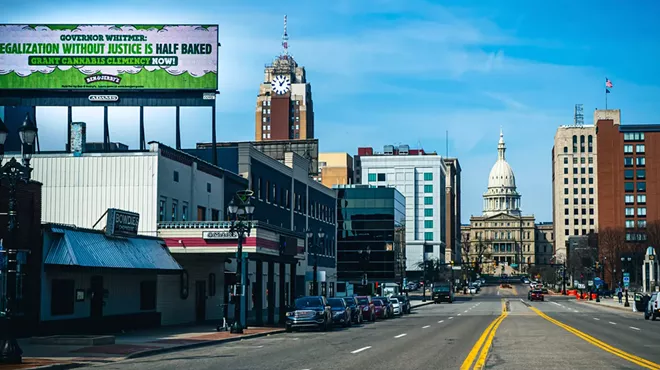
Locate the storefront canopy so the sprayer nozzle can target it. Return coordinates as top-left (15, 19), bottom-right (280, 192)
top-left (44, 225), bottom-right (182, 272)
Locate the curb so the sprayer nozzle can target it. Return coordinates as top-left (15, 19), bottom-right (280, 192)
top-left (19, 362), bottom-right (88, 370)
top-left (125, 329), bottom-right (286, 359)
top-left (580, 300), bottom-right (639, 313)
top-left (411, 301), bottom-right (435, 309)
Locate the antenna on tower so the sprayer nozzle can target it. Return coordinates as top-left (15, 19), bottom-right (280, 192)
top-left (446, 130), bottom-right (448, 158)
top-left (282, 15), bottom-right (289, 56)
top-left (574, 104), bottom-right (584, 126)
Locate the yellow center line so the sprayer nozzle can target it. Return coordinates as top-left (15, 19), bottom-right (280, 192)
top-left (460, 299), bottom-right (507, 370)
top-left (527, 306), bottom-right (660, 370)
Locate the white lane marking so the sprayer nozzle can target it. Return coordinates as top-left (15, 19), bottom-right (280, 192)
top-left (458, 313), bottom-right (462, 316)
top-left (394, 333), bottom-right (407, 338)
top-left (351, 346), bottom-right (372, 354)
top-left (593, 318), bottom-right (600, 321)
top-left (552, 302), bottom-right (561, 306)
top-left (464, 310), bottom-right (469, 313)
top-left (630, 326), bottom-right (640, 331)
top-left (609, 321), bottom-right (617, 325)
top-left (422, 325), bottom-right (431, 329)
top-left (497, 290), bottom-right (500, 296)
top-left (449, 317), bottom-right (454, 319)
top-left (438, 320), bottom-right (444, 323)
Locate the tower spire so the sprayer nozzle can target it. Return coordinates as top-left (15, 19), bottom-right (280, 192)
top-left (498, 129), bottom-right (506, 160)
top-left (282, 15), bottom-right (289, 56)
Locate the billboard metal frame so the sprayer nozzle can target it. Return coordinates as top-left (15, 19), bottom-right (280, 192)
top-left (0, 24), bottom-right (221, 164)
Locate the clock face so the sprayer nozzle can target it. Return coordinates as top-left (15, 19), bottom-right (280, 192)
top-left (271, 75), bottom-right (291, 95)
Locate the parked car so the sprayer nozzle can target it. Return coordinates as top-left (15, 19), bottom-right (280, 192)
top-left (327, 298), bottom-right (352, 327)
top-left (391, 295), bottom-right (411, 314)
top-left (372, 299), bottom-right (387, 319)
top-left (356, 296), bottom-right (376, 322)
top-left (285, 296), bottom-right (332, 332)
top-left (645, 292), bottom-right (660, 321)
top-left (390, 297), bottom-right (402, 316)
top-left (342, 296), bottom-right (364, 324)
top-left (468, 285), bottom-right (477, 294)
top-left (373, 296), bottom-right (394, 318)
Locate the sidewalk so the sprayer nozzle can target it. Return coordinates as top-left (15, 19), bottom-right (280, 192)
top-left (1, 324), bottom-right (283, 370)
top-left (579, 296), bottom-right (639, 313)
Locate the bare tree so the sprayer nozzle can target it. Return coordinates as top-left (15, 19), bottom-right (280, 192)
top-left (645, 220), bottom-right (660, 250)
top-left (598, 227), bottom-right (626, 288)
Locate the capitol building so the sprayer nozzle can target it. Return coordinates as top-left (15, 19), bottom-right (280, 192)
top-left (461, 130), bottom-right (554, 274)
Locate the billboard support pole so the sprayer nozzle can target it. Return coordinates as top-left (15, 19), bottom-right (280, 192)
top-left (211, 103), bottom-right (218, 165)
top-left (103, 106), bottom-right (110, 151)
top-left (33, 107), bottom-right (40, 153)
top-left (66, 106), bottom-right (72, 152)
top-left (175, 106), bottom-right (181, 150)
top-left (139, 106), bottom-right (146, 151)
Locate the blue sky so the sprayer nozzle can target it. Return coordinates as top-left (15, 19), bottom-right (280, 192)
top-left (2, 0), bottom-right (660, 223)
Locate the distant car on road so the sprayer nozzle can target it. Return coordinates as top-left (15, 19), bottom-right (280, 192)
top-left (372, 299), bottom-right (387, 319)
top-left (432, 283), bottom-right (454, 303)
top-left (391, 295), bottom-right (411, 314)
top-left (528, 289), bottom-right (544, 301)
top-left (390, 297), bottom-right (403, 316)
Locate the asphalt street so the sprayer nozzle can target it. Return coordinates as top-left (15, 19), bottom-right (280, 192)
top-left (75, 284), bottom-right (660, 370)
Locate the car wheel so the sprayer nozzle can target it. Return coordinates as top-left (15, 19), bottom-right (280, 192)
top-left (286, 325), bottom-right (292, 333)
top-left (371, 312), bottom-right (376, 322)
top-left (653, 314), bottom-right (657, 321)
top-left (644, 313), bottom-right (650, 320)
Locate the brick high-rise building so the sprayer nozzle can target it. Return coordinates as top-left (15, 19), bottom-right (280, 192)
top-left (255, 16), bottom-right (314, 142)
top-left (596, 109), bottom-right (659, 242)
top-left (444, 158), bottom-right (462, 264)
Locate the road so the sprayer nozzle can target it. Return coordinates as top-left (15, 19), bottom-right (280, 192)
top-left (77, 284), bottom-right (660, 370)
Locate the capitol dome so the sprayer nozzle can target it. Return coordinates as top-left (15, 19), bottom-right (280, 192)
top-left (483, 130), bottom-right (521, 217)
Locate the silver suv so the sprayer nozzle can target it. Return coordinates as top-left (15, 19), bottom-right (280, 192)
top-left (644, 292), bottom-right (660, 321)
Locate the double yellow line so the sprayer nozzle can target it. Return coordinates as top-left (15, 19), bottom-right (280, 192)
top-left (460, 299), bottom-right (508, 370)
top-left (529, 306), bottom-right (660, 370)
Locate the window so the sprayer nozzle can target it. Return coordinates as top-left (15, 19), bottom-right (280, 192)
top-left (173, 171), bottom-right (179, 182)
top-left (580, 157), bottom-right (585, 164)
top-left (564, 178), bottom-right (569, 184)
top-left (368, 173), bottom-right (377, 182)
top-left (424, 232), bottom-right (433, 241)
top-left (564, 209), bottom-right (569, 215)
top-left (639, 220), bottom-right (647, 228)
top-left (624, 144), bottom-right (633, 153)
top-left (573, 157), bottom-right (578, 164)
top-left (272, 184), bottom-right (277, 205)
top-left (638, 207), bottom-right (647, 217)
top-left (637, 195), bottom-right (646, 204)
top-left (572, 135), bottom-right (578, 152)
top-left (588, 135), bottom-right (593, 152)
top-left (171, 199), bottom-right (178, 221)
top-left (588, 178), bottom-right (593, 184)
top-left (377, 173), bottom-right (386, 181)
top-left (624, 170), bottom-right (634, 179)
top-left (424, 197), bottom-right (433, 205)
top-left (211, 209), bottom-right (220, 221)
top-left (625, 182), bottom-right (634, 192)
top-left (625, 220), bottom-right (635, 229)
top-left (563, 146), bottom-right (568, 153)
top-left (424, 172), bottom-right (433, 181)
top-left (257, 178), bottom-right (263, 200)
top-left (564, 168), bottom-right (568, 174)
top-left (565, 219), bottom-right (569, 225)
top-left (580, 135), bottom-right (585, 152)
top-left (197, 206), bottom-right (207, 221)
top-left (207, 183), bottom-right (212, 193)
top-left (581, 188), bottom-right (586, 195)
top-left (564, 158), bottom-right (568, 164)
top-left (636, 144), bottom-right (645, 153)
top-left (564, 188), bottom-right (569, 195)
top-left (140, 281), bottom-right (157, 310)
top-left (573, 188), bottom-right (578, 195)
top-left (265, 180), bottom-right (270, 202)
top-left (424, 220), bottom-right (433, 228)
top-left (589, 188), bottom-right (594, 194)
top-left (285, 189), bottom-right (290, 208)
top-left (424, 184), bottom-right (433, 193)
top-left (636, 157), bottom-right (646, 166)
top-left (424, 209), bottom-right (433, 217)
top-left (637, 182), bottom-right (646, 192)
top-left (565, 229), bottom-right (569, 235)
top-left (564, 199), bottom-right (569, 205)
top-left (588, 157), bottom-right (593, 164)
top-left (51, 279), bottom-right (74, 316)
top-left (159, 197), bottom-right (167, 221)
top-left (625, 195), bottom-right (634, 204)
top-left (624, 157), bottom-right (634, 167)
top-left (573, 168), bottom-right (578, 174)
top-left (637, 169), bottom-right (646, 179)
top-left (624, 132), bottom-right (645, 141)
top-left (588, 168), bottom-right (593, 174)
top-left (589, 209), bottom-right (594, 215)
top-left (182, 202), bottom-right (189, 221)
top-left (625, 207), bottom-right (635, 216)
top-left (589, 198), bottom-right (594, 205)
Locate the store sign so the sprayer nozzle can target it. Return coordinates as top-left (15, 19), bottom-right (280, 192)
top-left (202, 92), bottom-right (216, 100)
top-left (88, 94), bottom-right (119, 102)
top-left (105, 208), bottom-right (140, 237)
top-left (202, 231), bottom-right (238, 240)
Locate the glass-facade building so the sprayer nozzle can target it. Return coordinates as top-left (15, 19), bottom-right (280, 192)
top-left (335, 185), bottom-right (406, 283)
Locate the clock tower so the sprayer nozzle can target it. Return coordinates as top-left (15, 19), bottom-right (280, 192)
top-left (255, 15), bottom-right (315, 141)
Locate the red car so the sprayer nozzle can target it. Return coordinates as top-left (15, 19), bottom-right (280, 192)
top-left (529, 289), bottom-right (544, 301)
top-left (356, 296), bottom-right (376, 322)
top-left (373, 299), bottom-right (387, 319)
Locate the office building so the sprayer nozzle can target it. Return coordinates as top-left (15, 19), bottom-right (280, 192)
top-left (335, 185), bottom-right (406, 285)
top-left (552, 122), bottom-right (598, 262)
top-left (316, 152), bottom-right (354, 188)
top-left (444, 158), bottom-right (462, 264)
top-left (355, 144), bottom-right (447, 278)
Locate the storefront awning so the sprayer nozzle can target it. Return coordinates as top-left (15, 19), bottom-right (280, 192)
top-left (44, 226), bottom-right (182, 272)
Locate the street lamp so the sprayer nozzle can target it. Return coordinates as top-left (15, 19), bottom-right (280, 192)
top-left (0, 114), bottom-right (38, 364)
top-left (226, 193), bottom-right (255, 334)
top-left (306, 228), bottom-right (325, 296)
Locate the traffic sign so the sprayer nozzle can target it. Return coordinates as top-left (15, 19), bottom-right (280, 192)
top-left (588, 280), bottom-right (594, 287)
top-left (623, 273), bottom-right (630, 287)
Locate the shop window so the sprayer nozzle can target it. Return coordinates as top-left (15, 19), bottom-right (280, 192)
top-left (211, 209), bottom-right (220, 221)
top-left (140, 281), bottom-right (157, 310)
top-left (51, 279), bottom-right (75, 316)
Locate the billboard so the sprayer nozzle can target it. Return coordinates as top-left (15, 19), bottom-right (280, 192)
top-left (0, 24), bottom-right (218, 90)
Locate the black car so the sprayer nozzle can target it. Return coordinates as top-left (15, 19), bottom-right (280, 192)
top-left (432, 285), bottom-right (454, 303)
top-left (342, 296), bottom-right (364, 324)
top-left (285, 296), bottom-right (332, 332)
top-left (373, 296), bottom-right (393, 318)
top-left (328, 298), bottom-right (352, 327)
top-left (391, 295), bottom-right (411, 314)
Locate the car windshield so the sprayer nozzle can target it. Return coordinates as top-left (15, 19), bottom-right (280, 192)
top-left (357, 298), bottom-right (370, 305)
top-left (343, 298), bottom-right (356, 306)
top-left (393, 295), bottom-right (406, 302)
top-left (373, 300), bottom-right (383, 306)
top-left (533, 290), bottom-right (543, 293)
top-left (328, 299), bottom-right (344, 308)
top-left (390, 298), bottom-right (399, 303)
top-left (294, 297), bottom-right (323, 309)
top-left (434, 286), bottom-right (450, 292)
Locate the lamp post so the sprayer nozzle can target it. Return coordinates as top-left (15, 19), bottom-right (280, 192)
top-left (226, 192), bottom-right (255, 334)
top-left (0, 114), bottom-right (38, 364)
top-left (621, 256), bottom-right (632, 307)
top-left (306, 229), bottom-right (325, 296)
